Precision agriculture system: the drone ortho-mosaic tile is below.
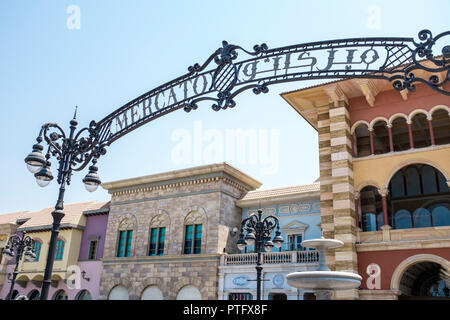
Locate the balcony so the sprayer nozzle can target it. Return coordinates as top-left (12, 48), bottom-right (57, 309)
top-left (221, 250), bottom-right (319, 266)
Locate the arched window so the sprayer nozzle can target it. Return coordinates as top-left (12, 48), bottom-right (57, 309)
top-left (372, 120), bottom-right (390, 155)
top-left (360, 186), bottom-right (383, 231)
top-left (76, 290), bottom-right (92, 300)
top-left (430, 109), bottom-right (450, 145)
top-left (141, 285), bottom-right (163, 300)
top-left (54, 239), bottom-right (65, 260)
top-left (117, 217), bottom-right (135, 257)
top-left (391, 117), bottom-right (410, 151)
top-left (184, 211), bottom-right (204, 255)
top-left (32, 241), bottom-right (42, 262)
top-left (389, 164), bottom-right (450, 229)
top-left (108, 285), bottom-right (129, 300)
top-left (405, 166), bottom-right (421, 196)
top-left (413, 208), bottom-right (432, 228)
top-left (394, 209), bottom-right (412, 229)
top-left (430, 204), bottom-right (450, 227)
top-left (354, 123), bottom-right (371, 157)
top-left (411, 113), bottom-right (431, 148)
top-left (149, 214), bottom-right (169, 256)
top-left (176, 285), bottom-right (202, 300)
top-left (28, 289), bottom-right (40, 300)
top-left (53, 289), bottom-right (68, 300)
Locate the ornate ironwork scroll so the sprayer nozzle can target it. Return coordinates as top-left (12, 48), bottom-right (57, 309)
top-left (85, 29), bottom-right (450, 147)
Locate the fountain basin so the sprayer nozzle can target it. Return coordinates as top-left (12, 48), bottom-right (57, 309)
top-left (301, 238), bottom-right (343, 249)
top-left (286, 271), bottom-right (362, 290)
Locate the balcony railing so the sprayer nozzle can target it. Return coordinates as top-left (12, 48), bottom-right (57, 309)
top-left (222, 250), bottom-right (319, 266)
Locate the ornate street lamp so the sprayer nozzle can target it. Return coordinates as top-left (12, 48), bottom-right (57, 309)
top-left (23, 109), bottom-right (106, 300)
top-left (2, 233), bottom-right (35, 300)
top-left (236, 209), bottom-right (283, 300)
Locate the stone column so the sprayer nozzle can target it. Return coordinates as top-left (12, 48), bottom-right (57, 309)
top-left (387, 124), bottom-right (394, 152)
top-left (317, 104), bottom-right (336, 270)
top-left (378, 188), bottom-right (390, 227)
top-left (369, 128), bottom-right (375, 155)
top-left (427, 117), bottom-right (435, 145)
top-left (407, 121), bottom-right (414, 149)
top-left (354, 191), bottom-right (360, 230)
top-left (328, 100), bottom-right (358, 300)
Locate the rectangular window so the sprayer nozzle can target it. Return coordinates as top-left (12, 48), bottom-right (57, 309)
top-left (117, 230), bottom-right (133, 257)
top-left (184, 224), bottom-right (202, 255)
top-left (88, 240), bottom-right (98, 260)
top-left (193, 224), bottom-right (202, 254)
top-left (288, 234), bottom-right (303, 251)
top-left (183, 225), bottom-right (193, 254)
top-left (149, 227), bottom-right (166, 256)
top-left (33, 242), bottom-right (42, 262)
top-left (157, 227), bottom-right (165, 256)
top-left (54, 240), bottom-right (65, 260)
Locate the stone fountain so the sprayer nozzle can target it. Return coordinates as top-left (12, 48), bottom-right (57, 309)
top-left (286, 237), bottom-right (362, 300)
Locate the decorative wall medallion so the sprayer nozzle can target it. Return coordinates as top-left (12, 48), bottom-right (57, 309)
top-left (289, 204), bottom-right (299, 214)
top-left (233, 276), bottom-right (248, 287)
top-left (312, 202), bottom-right (321, 211)
top-left (278, 206), bottom-right (289, 214)
top-left (297, 203), bottom-right (312, 212)
top-left (273, 274), bottom-right (284, 288)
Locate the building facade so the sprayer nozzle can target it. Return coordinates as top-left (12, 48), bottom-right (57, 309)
top-left (0, 201), bottom-right (109, 300)
top-left (98, 163), bottom-right (261, 300)
top-left (218, 183), bottom-right (322, 300)
top-left (281, 64), bottom-right (450, 299)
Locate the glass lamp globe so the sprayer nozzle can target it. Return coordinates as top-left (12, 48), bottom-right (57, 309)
top-left (272, 232), bottom-right (284, 249)
top-left (264, 240), bottom-right (274, 253)
top-left (27, 163), bottom-right (42, 174)
top-left (244, 232), bottom-right (256, 247)
top-left (82, 165), bottom-right (101, 193)
top-left (237, 235), bottom-right (246, 251)
top-left (2, 248), bottom-right (14, 261)
top-left (24, 144), bottom-right (46, 174)
top-left (34, 163), bottom-right (53, 188)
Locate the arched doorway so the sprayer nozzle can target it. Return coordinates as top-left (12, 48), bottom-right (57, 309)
top-left (108, 285), bottom-right (130, 300)
top-left (141, 285), bottom-right (163, 300)
top-left (28, 289), bottom-right (40, 300)
top-left (76, 290), bottom-right (92, 300)
top-left (176, 285), bottom-right (202, 300)
top-left (52, 289), bottom-right (68, 300)
top-left (398, 261), bottom-right (450, 299)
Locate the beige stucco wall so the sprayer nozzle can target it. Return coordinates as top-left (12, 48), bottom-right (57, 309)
top-left (16, 228), bottom-right (84, 281)
top-left (353, 145), bottom-right (450, 191)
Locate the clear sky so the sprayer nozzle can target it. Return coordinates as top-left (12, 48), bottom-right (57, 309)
top-left (0, 0), bottom-right (448, 214)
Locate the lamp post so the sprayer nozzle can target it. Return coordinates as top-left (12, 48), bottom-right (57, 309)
top-left (24, 110), bottom-right (105, 300)
top-left (2, 233), bottom-right (36, 300)
top-left (236, 209), bottom-right (284, 300)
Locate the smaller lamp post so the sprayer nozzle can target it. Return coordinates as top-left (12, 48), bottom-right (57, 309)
top-left (237, 209), bottom-right (284, 300)
top-left (2, 233), bottom-right (35, 300)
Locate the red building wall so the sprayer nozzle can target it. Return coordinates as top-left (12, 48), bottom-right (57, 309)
top-left (357, 248), bottom-right (450, 290)
top-left (349, 82), bottom-right (450, 126)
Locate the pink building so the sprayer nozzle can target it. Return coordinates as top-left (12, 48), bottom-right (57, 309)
top-left (0, 201), bottom-right (109, 300)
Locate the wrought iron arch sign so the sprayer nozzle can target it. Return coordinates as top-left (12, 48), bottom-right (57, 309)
top-left (26, 28), bottom-right (450, 301)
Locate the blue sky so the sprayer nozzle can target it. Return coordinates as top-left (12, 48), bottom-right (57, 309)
top-left (0, 0), bottom-right (448, 214)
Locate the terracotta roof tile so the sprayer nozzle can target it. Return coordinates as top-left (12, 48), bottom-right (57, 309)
top-left (0, 211), bottom-right (32, 225)
top-left (240, 183), bottom-right (320, 201)
top-left (16, 201), bottom-right (109, 230)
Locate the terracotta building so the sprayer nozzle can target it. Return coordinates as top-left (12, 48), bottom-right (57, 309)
top-left (281, 64), bottom-right (450, 299)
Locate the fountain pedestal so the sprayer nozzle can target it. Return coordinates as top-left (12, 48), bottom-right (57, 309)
top-left (286, 237), bottom-right (362, 300)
